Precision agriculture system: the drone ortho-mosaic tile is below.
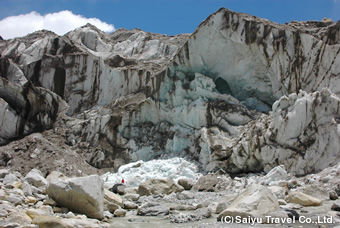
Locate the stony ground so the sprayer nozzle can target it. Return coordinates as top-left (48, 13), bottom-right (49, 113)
top-left (1, 158), bottom-right (340, 227)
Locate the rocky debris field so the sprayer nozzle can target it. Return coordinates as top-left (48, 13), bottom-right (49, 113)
top-left (0, 163), bottom-right (340, 227)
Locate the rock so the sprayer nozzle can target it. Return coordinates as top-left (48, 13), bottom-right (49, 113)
top-left (123, 193), bottom-right (140, 201)
top-left (117, 185), bottom-right (126, 195)
top-left (21, 182), bottom-right (33, 196)
top-left (45, 171), bottom-right (67, 182)
top-left (6, 196), bottom-right (24, 205)
top-left (109, 183), bottom-right (124, 194)
top-left (65, 211), bottom-right (76, 218)
top-left (137, 202), bottom-right (170, 216)
top-left (268, 185), bottom-right (286, 199)
top-left (170, 204), bottom-right (196, 211)
top-left (195, 207), bottom-right (212, 218)
top-left (177, 178), bottom-right (194, 190)
top-left (25, 169), bottom-right (48, 189)
top-left (217, 185), bottom-right (280, 221)
top-left (32, 215), bottom-right (72, 228)
top-left (47, 174), bottom-right (104, 219)
top-left (216, 202), bottom-right (229, 214)
top-left (137, 178), bottom-right (184, 196)
top-left (104, 189), bottom-right (123, 206)
top-left (103, 210), bottom-right (113, 219)
top-left (38, 205), bottom-right (54, 215)
top-left (286, 191), bottom-right (322, 206)
top-left (123, 201), bottom-right (138, 210)
top-left (109, 183), bottom-right (126, 195)
top-left (34, 193), bottom-right (46, 201)
top-left (30, 148), bottom-right (41, 159)
top-left (281, 208), bottom-right (300, 220)
top-left (301, 185), bottom-right (329, 201)
top-left (11, 181), bottom-right (22, 189)
top-left (176, 191), bottom-right (195, 200)
top-left (52, 207), bottom-right (69, 214)
top-left (0, 209), bottom-right (8, 217)
top-left (330, 191), bottom-right (339, 200)
top-left (25, 196), bottom-right (38, 204)
top-left (3, 211), bottom-right (32, 225)
top-left (3, 174), bottom-right (19, 186)
top-left (26, 208), bottom-right (53, 219)
top-left (107, 202), bottom-right (120, 213)
top-left (331, 200), bottom-right (340, 211)
top-left (278, 199), bottom-right (287, 205)
top-left (192, 174), bottom-right (220, 192)
top-left (114, 208), bottom-right (127, 217)
top-left (0, 169), bottom-right (9, 178)
top-left (43, 198), bottom-right (57, 206)
top-left (334, 184), bottom-right (340, 195)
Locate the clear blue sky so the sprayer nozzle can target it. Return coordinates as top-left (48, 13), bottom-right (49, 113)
top-left (1, 0), bottom-right (340, 36)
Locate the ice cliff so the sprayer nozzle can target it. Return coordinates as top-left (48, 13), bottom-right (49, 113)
top-left (1, 8), bottom-right (340, 176)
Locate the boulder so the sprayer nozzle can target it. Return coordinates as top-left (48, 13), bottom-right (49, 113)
top-left (330, 191), bottom-right (339, 200)
top-left (0, 169), bottom-right (9, 178)
top-left (47, 175), bottom-right (104, 219)
top-left (107, 202), bottom-right (120, 213)
top-left (301, 185), bottom-right (329, 201)
top-left (192, 174), bottom-right (220, 192)
top-left (137, 202), bottom-right (170, 216)
top-left (123, 201), bottom-right (138, 210)
top-left (43, 198), bottom-right (57, 206)
top-left (25, 169), bottom-right (48, 189)
top-left (26, 208), bottom-right (53, 219)
top-left (170, 204), bottom-right (197, 211)
top-left (114, 208), bottom-right (127, 217)
top-left (331, 200), bottom-right (340, 211)
top-left (109, 183), bottom-right (125, 195)
top-left (3, 173), bottom-right (19, 186)
top-left (22, 182), bottom-right (33, 196)
top-left (137, 178), bottom-right (184, 196)
top-left (216, 202), bottom-right (229, 214)
top-left (286, 191), bottom-right (322, 206)
top-left (123, 193), bottom-right (140, 201)
top-left (46, 171), bottom-right (67, 182)
top-left (177, 178), bottom-right (195, 190)
top-left (2, 211), bottom-right (32, 225)
top-left (104, 189), bottom-right (123, 206)
top-left (217, 185), bottom-right (280, 221)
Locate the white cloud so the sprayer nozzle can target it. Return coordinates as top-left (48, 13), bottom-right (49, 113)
top-left (0, 10), bottom-right (115, 39)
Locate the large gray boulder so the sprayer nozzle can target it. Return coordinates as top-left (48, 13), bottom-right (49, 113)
top-left (46, 175), bottom-right (104, 219)
top-left (217, 184), bottom-right (280, 221)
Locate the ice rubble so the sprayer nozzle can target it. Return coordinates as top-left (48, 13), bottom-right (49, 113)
top-left (101, 157), bottom-right (201, 187)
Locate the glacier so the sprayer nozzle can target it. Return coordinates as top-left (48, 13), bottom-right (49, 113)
top-left (0, 8), bottom-right (340, 177)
